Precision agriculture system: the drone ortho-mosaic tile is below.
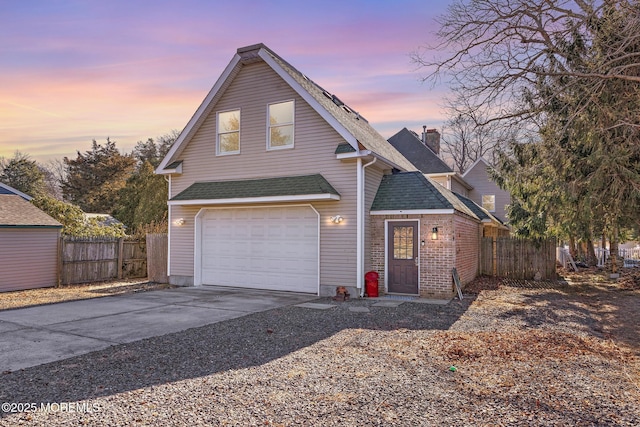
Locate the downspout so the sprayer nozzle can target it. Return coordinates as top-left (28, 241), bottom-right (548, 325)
top-left (357, 156), bottom-right (377, 297)
top-left (165, 175), bottom-right (171, 277)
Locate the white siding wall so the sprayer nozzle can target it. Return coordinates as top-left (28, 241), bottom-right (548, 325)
top-left (169, 61), bottom-right (358, 288)
top-left (0, 228), bottom-right (60, 292)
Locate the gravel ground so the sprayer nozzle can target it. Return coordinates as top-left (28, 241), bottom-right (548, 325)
top-left (0, 274), bottom-right (638, 426)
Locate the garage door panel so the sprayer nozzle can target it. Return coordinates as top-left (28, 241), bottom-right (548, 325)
top-left (200, 206), bottom-right (318, 293)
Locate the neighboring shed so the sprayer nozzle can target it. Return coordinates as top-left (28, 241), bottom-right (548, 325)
top-left (0, 195), bottom-right (63, 292)
top-left (0, 182), bottom-right (33, 200)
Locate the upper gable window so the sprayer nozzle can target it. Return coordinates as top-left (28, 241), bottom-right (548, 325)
top-left (482, 195), bottom-right (496, 212)
top-left (217, 109), bottom-right (240, 155)
top-left (267, 100), bottom-right (294, 150)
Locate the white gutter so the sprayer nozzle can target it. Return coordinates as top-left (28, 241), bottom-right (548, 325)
top-left (356, 156), bottom-right (377, 296)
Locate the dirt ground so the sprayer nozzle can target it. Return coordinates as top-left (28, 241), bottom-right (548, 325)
top-left (0, 279), bottom-right (174, 311)
top-left (465, 268), bottom-right (640, 355)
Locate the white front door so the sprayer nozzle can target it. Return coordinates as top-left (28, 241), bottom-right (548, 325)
top-left (199, 206), bottom-right (318, 293)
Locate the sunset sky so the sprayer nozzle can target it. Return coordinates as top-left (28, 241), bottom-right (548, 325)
top-left (1, 0), bottom-right (451, 164)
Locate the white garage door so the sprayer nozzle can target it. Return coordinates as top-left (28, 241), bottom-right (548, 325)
top-left (200, 206), bottom-right (318, 293)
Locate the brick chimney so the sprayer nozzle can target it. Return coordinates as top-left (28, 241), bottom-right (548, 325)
top-left (421, 126), bottom-right (440, 155)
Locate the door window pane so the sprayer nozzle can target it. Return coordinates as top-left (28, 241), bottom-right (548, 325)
top-left (393, 226), bottom-right (413, 259)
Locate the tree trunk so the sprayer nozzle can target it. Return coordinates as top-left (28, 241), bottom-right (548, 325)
top-left (586, 238), bottom-right (597, 266)
top-left (569, 236), bottom-right (577, 259)
top-left (610, 229), bottom-right (619, 273)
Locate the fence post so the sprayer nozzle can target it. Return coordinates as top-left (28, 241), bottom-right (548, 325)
top-left (57, 235), bottom-right (63, 287)
top-left (492, 238), bottom-right (497, 276)
top-left (117, 237), bottom-right (124, 280)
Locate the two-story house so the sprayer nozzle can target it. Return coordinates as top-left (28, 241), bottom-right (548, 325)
top-left (156, 44), bottom-right (487, 299)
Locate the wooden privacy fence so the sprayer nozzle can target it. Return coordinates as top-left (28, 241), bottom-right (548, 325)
top-left (146, 233), bottom-right (168, 283)
top-left (60, 237), bottom-right (147, 285)
top-left (480, 237), bottom-right (557, 280)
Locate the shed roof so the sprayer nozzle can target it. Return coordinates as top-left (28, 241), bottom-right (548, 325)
top-left (0, 195), bottom-right (62, 228)
top-left (0, 182), bottom-right (33, 201)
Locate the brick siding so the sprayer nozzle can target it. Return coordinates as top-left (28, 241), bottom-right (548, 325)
top-left (369, 213), bottom-right (480, 299)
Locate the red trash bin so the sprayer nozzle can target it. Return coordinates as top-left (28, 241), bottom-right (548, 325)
top-left (365, 271), bottom-right (379, 297)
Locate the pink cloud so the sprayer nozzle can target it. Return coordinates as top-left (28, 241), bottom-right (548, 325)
top-left (0, 0), bottom-right (451, 163)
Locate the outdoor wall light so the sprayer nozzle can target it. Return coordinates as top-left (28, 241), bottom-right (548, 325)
top-left (330, 215), bottom-right (344, 224)
top-left (174, 218), bottom-right (185, 226)
top-left (431, 227), bottom-right (438, 240)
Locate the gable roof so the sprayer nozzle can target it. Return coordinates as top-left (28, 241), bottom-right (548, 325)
top-left (0, 182), bottom-right (33, 201)
top-left (157, 43), bottom-right (417, 174)
top-left (169, 174), bottom-right (340, 205)
top-left (0, 195), bottom-right (62, 228)
top-left (387, 128), bottom-right (453, 174)
top-left (462, 157), bottom-right (491, 178)
top-left (370, 171), bottom-right (478, 218)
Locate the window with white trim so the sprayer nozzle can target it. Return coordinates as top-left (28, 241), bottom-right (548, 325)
top-left (267, 100), bottom-right (294, 149)
top-left (217, 109), bottom-right (240, 155)
top-left (482, 195), bottom-right (496, 212)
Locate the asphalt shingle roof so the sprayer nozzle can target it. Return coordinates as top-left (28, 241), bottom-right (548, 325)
top-left (371, 172), bottom-right (478, 218)
top-left (259, 45), bottom-right (419, 172)
top-left (335, 143), bottom-right (356, 154)
top-left (454, 192), bottom-right (508, 225)
top-left (171, 174), bottom-right (340, 201)
top-left (453, 192), bottom-right (491, 220)
top-left (0, 195), bottom-right (62, 227)
top-left (387, 128), bottom-right (453, 174)
top-left (165, 161), bottom-right (183, 169)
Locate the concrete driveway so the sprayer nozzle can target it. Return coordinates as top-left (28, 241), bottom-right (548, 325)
top-left (0, 286), bottom-right (318, 372)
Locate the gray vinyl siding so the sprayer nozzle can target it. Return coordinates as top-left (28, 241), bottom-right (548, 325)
top-left (169, 61), bottom-right (359, 288)
top-left (465, 161), bottom-right (511, 221)
top-left (0, 229), bottom-right (59, 292)
top-left (450, 178), bottom-right (468, 197)
top-left (168, 205), bottom-right (198, 278)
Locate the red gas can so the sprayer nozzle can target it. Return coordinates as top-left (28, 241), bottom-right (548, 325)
top-left (364, 271), bottom-right (379, 297)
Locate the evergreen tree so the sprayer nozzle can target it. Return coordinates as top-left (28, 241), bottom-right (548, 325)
top-left (493, 2), bottom-right (640, 267)
top-left (32, 195), bottom-right (126, 237)
top-left (61, 139), bottom-right (136, 213)
top-left (0, 152), bottom-right (48, 197)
